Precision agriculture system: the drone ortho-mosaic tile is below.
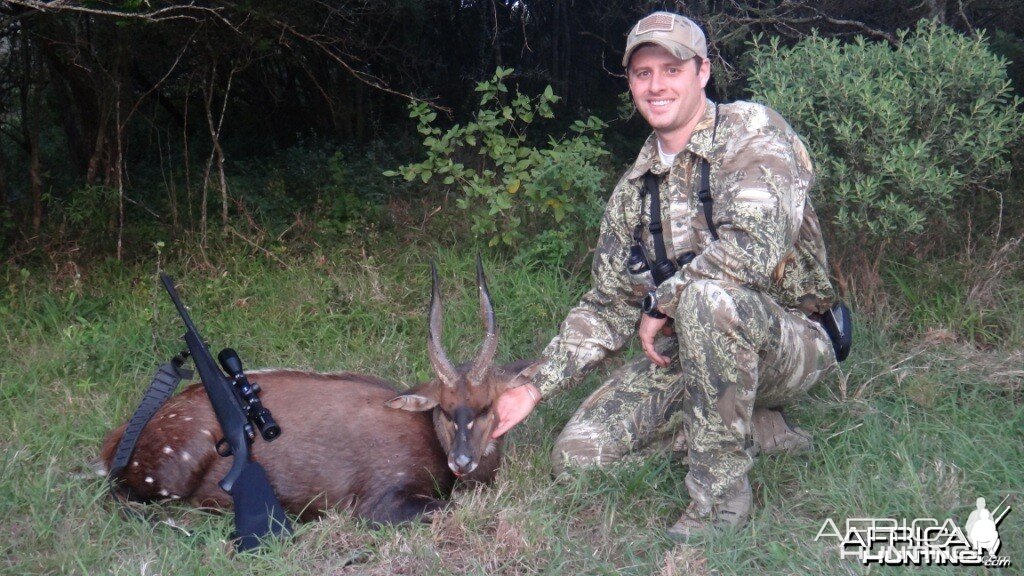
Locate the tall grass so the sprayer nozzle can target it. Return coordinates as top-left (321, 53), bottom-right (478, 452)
top-left (2, 237), bottom-right (1022, 575)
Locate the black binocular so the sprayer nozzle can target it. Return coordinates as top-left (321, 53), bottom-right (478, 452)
top-left (627, 241), bottom-right (695, 286)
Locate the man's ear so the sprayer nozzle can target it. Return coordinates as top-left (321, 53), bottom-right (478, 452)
top-left (698, 57), bottom-right (711, 88)
top-left (384, 393), bottom-right (439, 412)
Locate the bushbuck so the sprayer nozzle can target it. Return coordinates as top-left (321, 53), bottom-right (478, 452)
top-left (99, 261), bottom-right (534, 524)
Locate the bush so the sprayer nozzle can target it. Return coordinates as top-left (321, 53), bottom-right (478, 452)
top-left (746, 22), bottom-right (1024, 257)
top-left (48, 183), bottom-right (117, 241)
top-left (387, 67), bottom-right (611, 257)
top-left (227, 140), bottom-right (391, 238)
top-left (317, 146), bottom-right (388, 236)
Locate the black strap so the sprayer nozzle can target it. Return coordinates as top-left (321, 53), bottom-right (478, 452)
top-left (638, 104), bottom-right (723, 258)
top-left (108, 353), bottom-right (193, 480)
top-left (697, 104), bottom-right (722, 241)
top-left (643, 172), bottom-right (670, 266)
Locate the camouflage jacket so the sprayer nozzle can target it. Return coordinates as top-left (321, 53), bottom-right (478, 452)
top-left (533, 99), bottom-right (836, 399)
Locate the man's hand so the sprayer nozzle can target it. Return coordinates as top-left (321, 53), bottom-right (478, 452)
top-left (492, 383), bottom-right (541, 438)
top-left (639, 313), bottom-right (673, 367)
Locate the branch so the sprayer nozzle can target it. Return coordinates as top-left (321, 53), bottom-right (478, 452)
top-left (715, 0), bottom-right (900, 46)
top-left (805, 6), bottom-right (900, 45)
top-left (955, 0), bottom-right (976, 33)
top-left (120, 30), bottom-right (197, 130)
top-left (291, 57), bottom-right (339, 120)
top-left (0, 124), bottom-right (28, 150)
top-left (273, 19), bottom-right (450, 115)
top-left (5, 0), bottom-right (235, 29)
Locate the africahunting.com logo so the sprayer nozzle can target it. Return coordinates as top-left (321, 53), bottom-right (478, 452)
top-left (815, 495), bottom-right (1012, 567)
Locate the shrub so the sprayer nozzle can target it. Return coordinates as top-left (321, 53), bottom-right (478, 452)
top-left (318, 146), bottom-right (388, 236)
top-left (227, 141), bottom-right (389, 238)
top-left (746, 22), bottom-right (1024, 257)
top-left (387, 67), bottom-right (611, 257)
top-left (49, 183), bottom-right (117, 240)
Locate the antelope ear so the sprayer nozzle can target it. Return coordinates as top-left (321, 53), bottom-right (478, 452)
top-left (384, 393), bottom-right (439, 412)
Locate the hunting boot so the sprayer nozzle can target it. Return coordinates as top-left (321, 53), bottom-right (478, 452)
top-left (666, 476), bottom-right (753, 542)
top-left (669, 426), bottom-right (689, 463)
top-left (749, 407), bottom-right (812, 456)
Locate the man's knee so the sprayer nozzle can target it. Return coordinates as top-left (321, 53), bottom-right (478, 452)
top-left (674, 280), bottom-right (724, 324)
top-left (550, 420), bottom-right (626, 477)
top-left (673, 280), bottom-right (756, 329)
top-left (672, 280), bottom-right (772, 351)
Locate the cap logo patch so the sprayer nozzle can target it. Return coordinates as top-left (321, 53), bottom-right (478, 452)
top-left (636, 13), bottom-right (675, 34)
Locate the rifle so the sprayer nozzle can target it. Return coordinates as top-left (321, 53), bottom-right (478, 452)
top-left (160, 273), bottom-right (292, 551)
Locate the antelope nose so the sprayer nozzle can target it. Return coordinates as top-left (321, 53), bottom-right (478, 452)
top-left (455, 454), bottom-right (472, 469)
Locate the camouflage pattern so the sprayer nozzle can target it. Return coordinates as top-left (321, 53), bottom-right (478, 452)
top-left (651, 101), bottom-right (835, 320)
top-left (550, 281), bottom-right (835, 503)
top-left (534, 99), bottom-right (834, 400)
top-left (534, 99), bottom-right (838, 512)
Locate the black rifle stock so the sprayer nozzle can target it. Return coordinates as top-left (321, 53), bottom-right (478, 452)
top-left (160, 273), bottom-right (292, 551)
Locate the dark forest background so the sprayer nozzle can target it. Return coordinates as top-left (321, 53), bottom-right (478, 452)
top-left (2, 0), bottom-right (1024, 287)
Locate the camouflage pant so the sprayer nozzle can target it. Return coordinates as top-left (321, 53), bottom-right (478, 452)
top-left (551, 279), bottom-right (836, 510)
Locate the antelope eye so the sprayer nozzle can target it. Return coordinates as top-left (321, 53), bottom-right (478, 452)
top-left (440, 409), bottom-right (454, 422)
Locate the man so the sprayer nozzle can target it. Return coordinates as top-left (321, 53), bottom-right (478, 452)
top-left (493, 11), bottom-right (839, 540)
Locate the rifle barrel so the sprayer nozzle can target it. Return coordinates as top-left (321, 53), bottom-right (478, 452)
top-left (160, 273), bottom-right (202, 336)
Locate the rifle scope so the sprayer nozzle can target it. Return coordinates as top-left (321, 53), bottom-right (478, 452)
top-left (217, 348), bottom-right (282, 442)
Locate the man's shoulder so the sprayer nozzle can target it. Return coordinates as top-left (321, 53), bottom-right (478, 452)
top-left (717, 100), bottom-right (793, 134)
top-left (714, 100), bottom-right (813, 176)
top-left (606, 167), bottom-right (640, 209)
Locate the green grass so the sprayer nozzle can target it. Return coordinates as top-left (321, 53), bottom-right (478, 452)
top-left (2, 238), bottom-right (1022, 575)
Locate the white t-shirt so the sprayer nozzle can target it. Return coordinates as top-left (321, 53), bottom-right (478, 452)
top-left (658, 140), bottom-right (678, 168)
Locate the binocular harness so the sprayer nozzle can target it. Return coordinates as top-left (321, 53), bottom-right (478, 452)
top-left (623, 104), bottom-right (851, 361)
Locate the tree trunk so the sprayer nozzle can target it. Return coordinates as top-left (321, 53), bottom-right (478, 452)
top-left (355, 80), bottom-right (366, 141)
top-left (0, 140), bottom-right (9, 211)
top-left (157, 128), bottom-right (180, 230)
top-left (200, 72), bottom-right (213, 242)
top-left (923, 0), bottom-right (949, 23)
top-left (29, 14), bottom-right (109, 181)
top-left (200, 63), bottom-right (235, 240)
top-left (182, 78), bottom-right (195, 229)
top-left (20, 31), bottom-right (44, 236)
top-left (115, 80), bottom-right (125, 261)
top-left (490, 0), bottom-right (504, 71)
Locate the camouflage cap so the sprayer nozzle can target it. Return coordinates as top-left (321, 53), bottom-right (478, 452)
top-left (623, 12), bottom-right (707, 68)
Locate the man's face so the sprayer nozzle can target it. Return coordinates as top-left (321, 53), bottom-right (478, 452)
top-left (627, 45), bottom-right (710, 148)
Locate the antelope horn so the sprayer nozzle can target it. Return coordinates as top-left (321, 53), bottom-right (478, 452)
top-left (427, 261), bottom-right (460, 388)
top-left (468, 255), bottom-right (499, 384)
